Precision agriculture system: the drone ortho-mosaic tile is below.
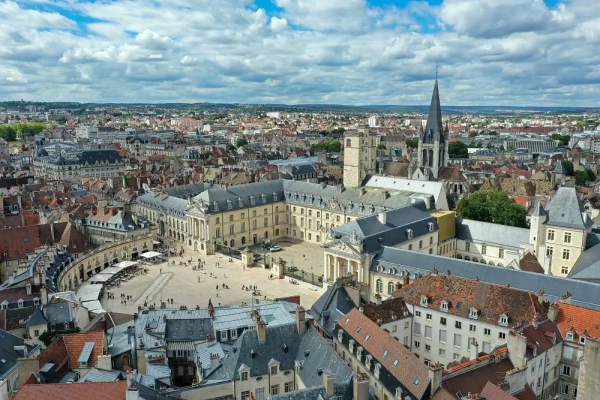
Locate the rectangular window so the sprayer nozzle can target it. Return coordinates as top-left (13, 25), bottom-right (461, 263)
top-left (455, 321), bottom-right (462, 329)
top-left (499, 332), bottom-right (506, 339)
top-left (563, 249), bottom-right (570, 260)
top-left (484, 328), bottom-right (491, 335)
top-left (425, 344), bottom-right (431, 352)
top-left (419, 240), bottom-right (423, 249)
top-left (426, 313), bottom-right (432, 321)
top-left (454, 334), bottom-right (462, 348)
top-left (425, 326), bottom-right (432, 339)
top-left (546, 247), bottom-right (554, 257)
top-left (564, 232), bottom-right (572, 243)
top-left (440, 317), bottom-right (447, 325)
top-left (271, 385), bottom-right (279, 395)
top-left (284, 382), bottom-right (293, 393)
top-left (270, 366), bottom-right (277, 375)
top-left (408, 244), bottom-right (412, 251)
top-left (404, 321), bottom-right (409, 329)
top-left (465, 242), bottom-right (470, 252)
top-left (439, 330), bottom-right (447, 343)
top-left (414, 341), bottom-right (420, 348)
top-left (561, 265), bottom-right (569, 275)
top-left (469, 324), bottom-right (476, 332)
top-left (548, 230), bottom-right (555, 241)
top-left (499, 248), bottom-right (504, 258)
top-left (481, 244), bottom-right (487, 255)
top-left (561, 365), bottom-right (571, 376)
top-left (241, 372), bottom-right (249, 381)
top-left (439, 349), bottom-right (445, 356)
top-left (230, 225), bottom-right (234, 235)
top-left (560, 383), bottom-right (569, 395)
top-left (414, 322), bottom-right (421, 336)
top-left (241, 391), bottom-right (250, 400)
top-left (415, 311), bottom-right (421, 317)
top-left (255, 388), bottom-right (265, 400)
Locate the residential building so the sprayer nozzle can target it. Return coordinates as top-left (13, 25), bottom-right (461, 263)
top-left (0, 329), bottom-right (41, 393)
top-left (78, 208), bottom-right (155, 246)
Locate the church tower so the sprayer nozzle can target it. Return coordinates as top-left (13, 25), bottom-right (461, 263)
top-left (417, 78), bottom-right (448, 180)
top-left (343, 127), bottom-right (377, 188)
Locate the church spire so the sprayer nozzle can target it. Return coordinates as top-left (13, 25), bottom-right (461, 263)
top-left (423, 77), bottom-right (444, 145)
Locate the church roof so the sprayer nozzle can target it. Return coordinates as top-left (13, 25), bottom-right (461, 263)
top-left (422, 79), bottom-right (444, 145)
top-left (553, 161), bottom-right (565, 175)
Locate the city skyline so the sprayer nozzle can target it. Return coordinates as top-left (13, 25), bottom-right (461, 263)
top-left (1, 0), bottom-right (599, 106)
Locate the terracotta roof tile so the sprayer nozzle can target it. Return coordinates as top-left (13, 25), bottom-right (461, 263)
top-left (361, 297), bottom-right (412, 326)
top-left (338, 308), bottom-right (430, 399)
top-left (480, 381), bottom-right (518, 399)
top-left (556, 303), bottom-right (600, 341)
top-left (38, 336), bottom-right (70, 381)
top-left (63, 331), bottom-right (105, 369)
top-left (13, 381), bottom-right (127, 400)
top-left (394, 273), bottom-right (547, 329)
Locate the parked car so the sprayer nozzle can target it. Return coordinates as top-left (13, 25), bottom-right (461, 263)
top-left (269, 245), bottom-right (283, 252)
top-left (261, 242), bottom-right (271, 249)
top-left (288, 266), bottom-right (299, 273)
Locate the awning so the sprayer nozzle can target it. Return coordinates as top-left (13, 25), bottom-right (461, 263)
top-left (89, 275), bottom-right (111, 283)
top-left (153, 241), bottom-right (161, 245)
top-left (79, 292), bottom-right (100, 302)
top-left (140, 251), bottom-right (162, 259)
top-left (77, 284), bottom-right (104, 294)
top-left (115, 260), bottom-right (137, 269)
top-left (82, 300), bottom-right (105, 314)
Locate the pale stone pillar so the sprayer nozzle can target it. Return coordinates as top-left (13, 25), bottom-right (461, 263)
top-left (334, 257), bottom-right (339, 281)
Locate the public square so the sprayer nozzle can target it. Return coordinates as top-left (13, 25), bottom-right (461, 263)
top-left (100, 240), bottom-right (327, 315)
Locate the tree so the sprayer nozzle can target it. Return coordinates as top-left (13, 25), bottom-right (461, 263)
top-left (406, 138), bottom-right (419, 149)
top-left (448, 141), bottom-right (469, 159)
top-left (236, 138), bottom-right (248, 148)
top-left (377, 143), bottom-right (386, 150)
top-left (310, 140), bottom-right (341, 155)
top-left (575, 169), bottom-right (596, 186)
top-left (551, 133), bottom-right (570, 147)
top-left (456, 190), bottom-right (528, 228)
top-left (562, 160), bottom-right (575, 176)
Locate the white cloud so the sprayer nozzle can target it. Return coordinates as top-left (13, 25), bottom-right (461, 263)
top-left (0, 0), bottom-right (597, 105)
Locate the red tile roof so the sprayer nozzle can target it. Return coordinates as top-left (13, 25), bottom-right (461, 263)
top-left (480, 381), bottom-right (518, 399)
top-left (394, 273), bottom-right (547, 329)
top-left (38, 335), bottom-right (70, 380)
top-left (556, 303), bottom-right (600, 341)
top-left (63, 331), bottom-right (105, 369)
top-left (338, 308), bottom-right (430, 399)
top-left (13, 381), bottom-right (127, 400)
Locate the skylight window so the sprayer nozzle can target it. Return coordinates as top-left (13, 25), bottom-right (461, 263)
top-left (356, 327), bottom-right (361, 333)
top-left (365, 334), bottom-right (370, 341)
top-left (413, 378), bottom-right (420, 386)
top-left (383, 350), bottom-right (388, 358)
top-left (345, 318), bottom-right (350, 324)
top-left (393, 359), bottom-right (398, 367)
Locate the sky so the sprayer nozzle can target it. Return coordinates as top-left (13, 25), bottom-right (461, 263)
top-left (0, 0), bottom-right (599, 106)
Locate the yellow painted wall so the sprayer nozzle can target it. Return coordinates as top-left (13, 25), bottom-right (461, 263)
top-left (430, 210), bottom-right (456, 242)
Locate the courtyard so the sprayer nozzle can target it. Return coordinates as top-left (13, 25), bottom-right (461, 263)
top-left (100, 241), bottom-right (327, 315)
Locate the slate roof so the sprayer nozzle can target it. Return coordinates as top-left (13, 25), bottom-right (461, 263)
top-left (295, 327), bottom-right (352, 388)
top-left (568, 232), bottom-right (600, 281)
top-left (521, 320), bottom-right (563, 360)
top-left (334, 202), bottom-right (436, 253)
top-left (309, 283), bottom-right (357, 337)
top-left (372, 247), bottom-right (600, 310)
top-left (338, 308), bottom-right (430, 399)
top-left (165, 318), bottom-right (212, 340)
top-left (0, 330), bottom-right (37, 378)
top-left (544, 187), bottom-right (592, 230)
top-left (79, 149), bottom-right (122, 166)
top-left (46, 299), bottom-right (74, 325)
top-left (455, 218), bottom-right (529, 250)
top-left (221, 322), bottom-right (302, 380)
top-left (26, 307), bottom-right (47, 327)
top-left (12, 381), bottom-right (127, 400)
top-left (269, 381), bottom-right (353, 400)
top-left (137, 191), bottom-right (188, 217)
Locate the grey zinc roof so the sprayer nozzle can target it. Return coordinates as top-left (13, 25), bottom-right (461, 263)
top-left (107, 322), bottom-right (135, 357)
top-left (222, 323), bottom-right (303, 380)
top-left (80, 149), bottom-right (122, 165)
top-left (545, 187), bottom-right (593, 230)
top-left (80, 367), bottom-right (123, 382)
top-left (568, 233), bottom-right (600, 282)
top-left (46, 300), bottom-right (74, 325)
top-left (78, 342), bottom-right (96, 364)
top-left (165, 318), bottom-right (212, 340)
top-left (137, 191), bottom-right (188, 217)
top-left (309, 281), bottom-right (358, 337)
top-left (455, 218), bottom-right (529, 250)
top-left (295, 328), bottom-right (352, 388)
top-left (165, 183), bottom-right (212, 198)
top-left (0, 330), bottom-right (37, 378)
top-left (212, 302), bottom-right (296, 332)
top-left (372, 247), bottom-right (600, 310)
top-left (422, 79), bottom-right (445, 144)
top-left (269, 381), bottom-right (353, 400)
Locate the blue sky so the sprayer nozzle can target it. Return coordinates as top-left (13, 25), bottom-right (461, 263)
top-left (0, 0), bottom-right (598, 106)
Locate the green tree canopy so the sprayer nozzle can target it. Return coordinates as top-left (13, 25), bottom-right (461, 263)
top-left (235, 138), bottom-right (248, 148)
top-left (311, 140), bottom-right (341, 154)
top-left (406, 138), bottom-right (419, 149)
top-left (562, 160), bottom-right (575, 176)
top-left (575, 169), bottom-right (596, 186)
top-left (377, 143), bottom-right (386, 150)
top-left (551, 133), bottom-right (571, 147)
top-left (0, 123), bottom-right (45, 142)
top-left (456, 190), bottom-right (528, 228)
top-left (448, 141), bottom-right (469, 159)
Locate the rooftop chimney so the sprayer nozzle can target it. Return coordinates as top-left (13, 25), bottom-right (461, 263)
top-left (403, 274), bottom-right (410, 287)
top-left (353, 372), bottom-right (369, 400)
top-left (547, 303), bottom-right (559, 323)
top-left (96, 353), bottom-right (112, 371)
top-left (296, 306), bottom-right (306, 336)
top-left (537, 290), bottom-right (545, 305)
top-left (324, 371), bottom-right (335, 397)
top-left (375, 293), bottom-right (382, 306)
top-left (256, 317), bottom-right (267, 343)
top-left (378, 212), bottom-right (387, 225)
top-left (429, 362), bottom-right (444, 394)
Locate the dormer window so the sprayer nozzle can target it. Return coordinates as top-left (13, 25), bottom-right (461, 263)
top-left (440, 301), bottom-right (448, 312)
top-left (579, 337), bottom-right (586, 345)
top-left (356, 346), bottom-right (363, 357)
top-left (499, 314), bottom-right (508, 326)
top-left (407, 229), bottom-right (413, 239)
top-left (261, 194), bottom-right (267, 204)
top-left (17, 299), bottom-right (24, 308)
top-left (374, 363), bottom-right (381, 379)
top-left (349, 339), bottom-right (355, 353)
top-left (428, 222), bottom-right (434, 232)
top-left (250, 196), bottom-right (256, 205)
top-left (566, 332), bottom-right (574, 341)
top-left (33, 298), bottom-right (40, 306)
top-left (240, 371), bottom-right (249, 381)
top-left (420, 295), bottom-right (428, 307)
top-left (273, 192), bottom-right (277, 201)
top-left (227, 199), bottom-right (232, 210)
top-left (469, 308), bottom-right (479, 319)
top-left (338, 329), bottom-right (343, 342)
top-left (365, 354), bottom-right (372, 369)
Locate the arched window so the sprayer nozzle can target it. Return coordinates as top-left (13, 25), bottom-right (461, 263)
top-left (456, 254), bottom-right (463, 259)
top-left (230, 239), bottom-right (235, 247)
top-left (388, 281), bottom-right (395, 295)
top-left (498, 263), bottom-right (504, 267)
top-left (464, 256), bottom-right (470, 261)
top-left (480, 259), bottom-right (486, 264)
top-left (376, 279), bottom-right (383, 293)
top-left (422, 149), bottom-right (428, 167)
top-left (472, 257), bottom-right (478, 263)
top-left (428, 149), bottom-right (434, 167)
top-left (489, 261), bottom-right (495, 266)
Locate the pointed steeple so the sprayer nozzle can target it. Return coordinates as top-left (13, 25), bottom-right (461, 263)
top-left (423, 79), bottom-right (444, 145)
top-left (532, 200), bottom-right (546, 218)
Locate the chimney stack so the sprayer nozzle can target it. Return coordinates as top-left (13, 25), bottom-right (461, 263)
top-left (403, 274), bottom-right (410, 287)
top-left (96, 353), bottom-right (112, 371)
top-left (40, 286), bottom-right (47, 307)
top-left (428, 362), bottom-right (444, 394)
top-left (296, 306), bottom-right (306, 336)
top-left (537, 290), bottom-right (545, 305)
top-left (378, 212), bottom-right (387, 225)
top-left (256, 317), bottom-right (267, 343)
top-left (547, 303), bottom-right (559, 323)
top-left (353, 372), bottom-right (369, 400)
top-left (323, 371), bottom-right (335, 397)
top-left (375, 293), bottom-right (382, 306)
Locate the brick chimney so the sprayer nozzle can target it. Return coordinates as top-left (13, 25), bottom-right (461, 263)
top-left (375, 293), bottom-right (382, 306)
top-left (537, 290), bottom-right (546, 305)
top-left (403, 274), bottom-right (410, 287)
top-left (296, 306), bottom-right (306, 336)
top-left (429, 362), bottom-right (444, 395)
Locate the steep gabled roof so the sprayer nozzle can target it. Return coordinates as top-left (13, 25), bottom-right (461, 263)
top-left (422, 79), bottom-right (444, 145)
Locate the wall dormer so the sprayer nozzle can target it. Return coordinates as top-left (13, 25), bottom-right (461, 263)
top-left (498, 314), bottom-right (509, 327)
top-left (420, 295), bottom-right (429, 307)
top-left (440, 300), bottom-right (448, 312)
top-left (407, 229), bottom-right (414, 239)
top-left (469, 307), bottom-right (479, 320)
top-left (238, 364), bottom-right (250, 381)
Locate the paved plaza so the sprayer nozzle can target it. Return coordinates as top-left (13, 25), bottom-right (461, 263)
top-left (249, 238), bottom-right (325, 280)
top-left (100, 242), bottom-right (326, 315)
